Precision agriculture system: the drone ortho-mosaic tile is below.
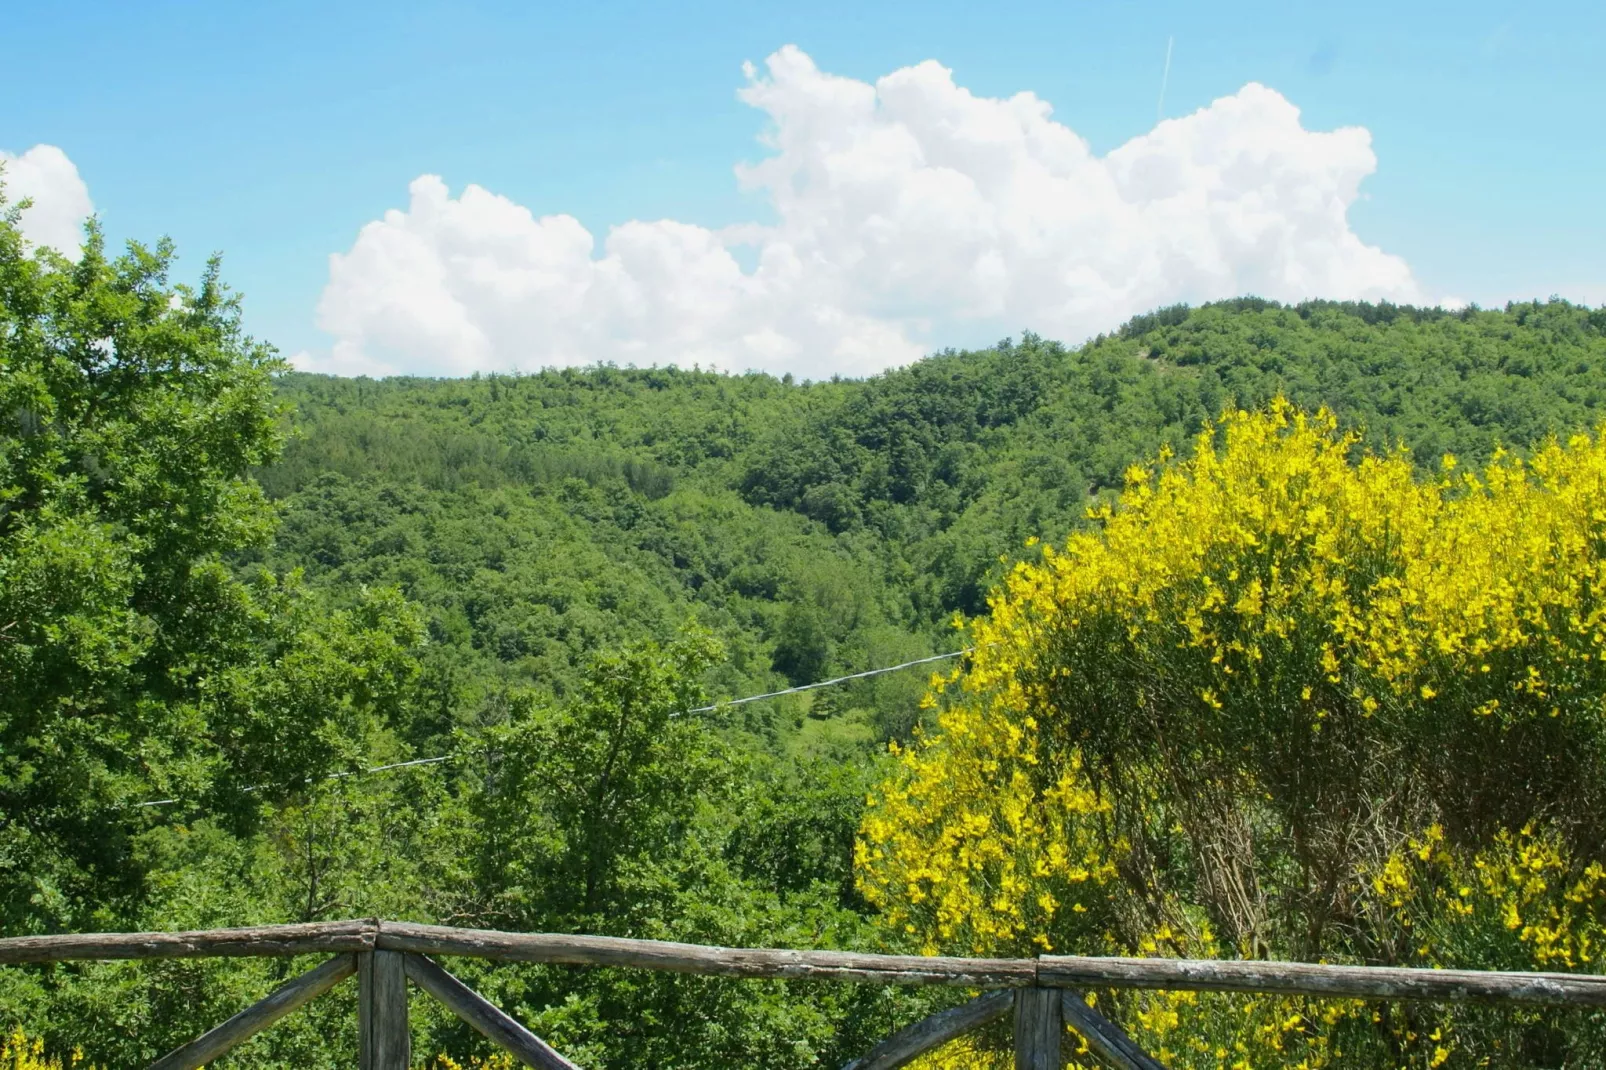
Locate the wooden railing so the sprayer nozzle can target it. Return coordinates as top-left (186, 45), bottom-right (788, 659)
top-left (5, 918), bottom-right (1606, 1069)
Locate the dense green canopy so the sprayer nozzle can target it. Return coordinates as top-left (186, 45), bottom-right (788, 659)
top-left (6, 188), bottom-right (1606, 1065)
top-left (0, 209), bottom-right (421, 937)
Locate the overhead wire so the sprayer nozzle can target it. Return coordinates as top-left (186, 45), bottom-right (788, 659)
top-left (681, 648), bottom-right (968, 715)
top-left (132, 646), bottom-right (972, 810)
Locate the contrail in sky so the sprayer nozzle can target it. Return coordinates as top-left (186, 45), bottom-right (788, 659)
top-left (1157, 35), bottom-right (1174, 122)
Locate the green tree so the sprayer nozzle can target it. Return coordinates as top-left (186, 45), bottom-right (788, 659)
top-left (471, 627), bottom-right (726, 923)
top-left (771, 601), bottom-right (832, 686)
top-left (0, 192), bottom-right (420, 933)
top-left (453, 627), bottom-right (924, 1070)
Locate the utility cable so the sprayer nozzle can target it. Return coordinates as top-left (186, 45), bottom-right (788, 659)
top-left (681, 649), bottom-right (967, 714)
top-left (132, 647), bottom-right (971, 810)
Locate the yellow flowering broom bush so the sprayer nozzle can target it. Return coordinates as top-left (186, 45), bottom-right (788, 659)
top-left (0, 1030), bottom-right (516, 1070)
top-left (858, 400), bottom-right (1606, 1067)
top-left (0, 1030), bottom-right (97, 1070)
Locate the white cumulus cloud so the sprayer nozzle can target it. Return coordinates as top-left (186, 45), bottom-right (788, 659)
top-left (308, 46), bottom-right (1421, 378)
top-left (1, 145), bottom-right (93, 257)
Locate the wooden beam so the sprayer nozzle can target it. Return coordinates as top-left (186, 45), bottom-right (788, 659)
top-left (146, 953), bottom-right (355, 1070)
top-left (1060, 992), bottom-right (1168, 1070)
top-left (359, 950), bottom-right (410, 1070)
top-left (6, 919), bottom-right (1606, 1009)
top-left (404, 952), bottom-right (582, 1070)
top-left (377, 922), bottom-right (1035, 988)
top-left (1036, 955), bottom-right (1606, 1007)
top-left (1013, 987), bottom-right (1062, 1070)
top-left (840, 990), bottom-right (1014, 1070)
top-left (0, 920), bottom-right (377, 964)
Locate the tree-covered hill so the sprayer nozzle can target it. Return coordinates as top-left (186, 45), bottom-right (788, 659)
top-left (262, 297), bottom-right (1606, 741)
top-left (9, 212), bottom-right (1605, 1068)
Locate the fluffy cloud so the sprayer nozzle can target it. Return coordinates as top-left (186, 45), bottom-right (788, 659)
top-left (309, 46), bottom-right (1421, 378)
top-left (1, 145), bottom-right (93, 257)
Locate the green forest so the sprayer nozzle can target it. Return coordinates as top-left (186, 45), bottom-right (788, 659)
top-left (8, 201), bottom-right (1606, 1067)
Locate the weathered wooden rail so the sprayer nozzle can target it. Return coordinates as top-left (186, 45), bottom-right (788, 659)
top-left (5, 918), bottom-right (1606, 1069)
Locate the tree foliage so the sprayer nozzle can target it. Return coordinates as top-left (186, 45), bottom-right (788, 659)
top-left (858, 402), bottom-right (1606, 1066)
top-left (0, 194), bottom-right (421, 934)
top-left (11, 178), bottom-right (1606, 1065)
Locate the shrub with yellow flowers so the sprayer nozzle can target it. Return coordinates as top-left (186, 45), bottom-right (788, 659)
top-left (860, 400), bottom-right (1606, 1068)
top-left (429, 1052), bottom-right (518, 1070)
top-left (1, 1030), bottom-right (97, 1070)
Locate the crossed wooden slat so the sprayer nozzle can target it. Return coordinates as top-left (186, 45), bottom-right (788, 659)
top-left (142, 950), bottom-right (1157, 1070)
top-left (144, 949), bottom-right (584, 1070)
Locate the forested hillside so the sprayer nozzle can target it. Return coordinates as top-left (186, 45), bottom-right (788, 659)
top-left (262, 296), bottom-right (1606, 737)
top-left (6, 191), bottom-right (1606, 1070)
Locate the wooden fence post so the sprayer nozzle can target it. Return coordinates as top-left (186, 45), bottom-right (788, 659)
top-left (359, 949), bottom-right (410, 1070)
top-left (1013, 986), bottom-right (1062, 1070)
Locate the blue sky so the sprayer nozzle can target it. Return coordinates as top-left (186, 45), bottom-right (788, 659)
top-left (4, 0), bottom-right (1602, 377)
